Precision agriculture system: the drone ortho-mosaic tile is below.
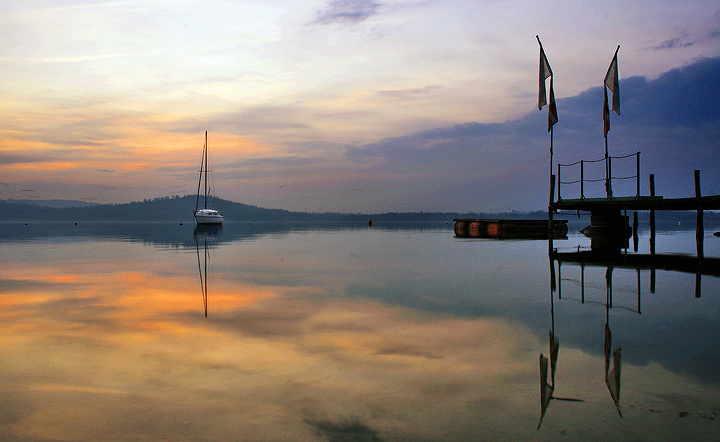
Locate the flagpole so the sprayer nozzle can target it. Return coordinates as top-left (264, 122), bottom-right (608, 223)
top-left (538, 35), bottom-right (558, 238)
top-left (603, 45), bottom-right (620, 198)
top-left (605, 131), bottom-right (610, 197)
top-left (550, 126), bottom-right (554, 177)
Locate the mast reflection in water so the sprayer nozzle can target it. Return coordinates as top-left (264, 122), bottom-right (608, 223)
top-left (195, 224), bottom-right (222, 317)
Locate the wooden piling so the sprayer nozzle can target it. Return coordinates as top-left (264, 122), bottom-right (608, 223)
top-left (695, 170), bottom-right (704, 261)
top-left (633, 211), bottom-right (639, 252)
top-left (649, 174), bottom-right (655, 255)
top-left (633, 212), bottom-right (638, 233)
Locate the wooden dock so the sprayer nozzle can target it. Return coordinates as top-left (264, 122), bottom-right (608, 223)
top-left (551, 195), bottom-right (720, 212)
top-left (551, 169), bottom-right (720, 212)
top-left (549, 170), bottom-right (718, 254)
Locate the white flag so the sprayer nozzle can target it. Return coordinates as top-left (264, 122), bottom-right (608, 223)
top-left (604, 46), bottom-right (620, 115)
top-left (538, 46), bottom-right (552, 111)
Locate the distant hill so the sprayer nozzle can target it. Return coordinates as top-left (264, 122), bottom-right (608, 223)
top-left (4, 199), bottom-right (99, 208)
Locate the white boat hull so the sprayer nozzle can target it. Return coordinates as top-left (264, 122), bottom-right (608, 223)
top-left (195, 215), bottom-right (224, 224)
top-left (194, 209), bottom-right (224, 224)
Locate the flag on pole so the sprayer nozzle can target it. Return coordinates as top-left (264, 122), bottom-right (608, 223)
top-left (603, 46), bottom-right (620, 136)
top-left (538, 46), bottom-right (552, 110)
top-left (547, 77), bottom-right (558, 132)
top-left (538, 37), bottom-right (558, 132)
top-left (605, 46), bottom-right (620, 115)
top-left (603, 87), bottom-right (610, 136)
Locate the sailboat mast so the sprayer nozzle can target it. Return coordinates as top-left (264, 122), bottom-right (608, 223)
top-left (204, 131), bottom-right (208, 209)
top-left (195, 135), bottom-right (205, 214)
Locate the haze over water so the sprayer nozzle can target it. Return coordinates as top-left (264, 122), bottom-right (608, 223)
top-left (1, 222), bottom-right (719, 441)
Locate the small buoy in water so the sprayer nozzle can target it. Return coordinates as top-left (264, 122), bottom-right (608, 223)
top-left (368, 219), bottom-right (373, 227)
top-left (179, 220), bottom-right (183, 225)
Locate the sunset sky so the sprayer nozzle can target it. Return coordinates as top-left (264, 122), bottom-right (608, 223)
top-left (1, 0), bottom-right (719, 213)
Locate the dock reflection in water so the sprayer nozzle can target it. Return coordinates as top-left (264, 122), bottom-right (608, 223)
top-left (542, 232), bottom-right (720, 430)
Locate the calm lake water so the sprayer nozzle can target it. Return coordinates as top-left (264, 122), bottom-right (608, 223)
top-left (1, 221), bottom-right (719, 441)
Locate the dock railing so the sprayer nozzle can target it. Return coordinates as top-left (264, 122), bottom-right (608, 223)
top-left (557, 152), bottom-right (640, 201)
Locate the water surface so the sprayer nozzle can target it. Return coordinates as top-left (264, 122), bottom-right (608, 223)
top-left (1, 222), bottom-right (719, 441)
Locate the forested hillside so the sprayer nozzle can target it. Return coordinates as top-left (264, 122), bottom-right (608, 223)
top-left (0, 195), bottom-right (340, 222)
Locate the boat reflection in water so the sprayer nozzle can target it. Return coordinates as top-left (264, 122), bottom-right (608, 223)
top-left (194, 224), bottom-right (222, 317)
top-left (541, 234), bottom-right (720, 429)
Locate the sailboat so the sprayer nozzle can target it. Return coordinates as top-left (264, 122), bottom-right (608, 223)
top-left (194, 131), bottom-right (224, 224)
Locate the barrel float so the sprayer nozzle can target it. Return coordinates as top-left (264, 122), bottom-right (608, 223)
top-left (486, 223), bottom-right (501, 237)
top-left (468, 221), bottom-right (484, 237)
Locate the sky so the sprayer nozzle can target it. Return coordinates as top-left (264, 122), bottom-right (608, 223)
top-left (1, 0), bottom-right (719, 213)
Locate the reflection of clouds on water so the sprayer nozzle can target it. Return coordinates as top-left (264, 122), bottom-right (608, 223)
top-left (2, 229), bottom-right (720, 441)
top-left (0, 245), bottom-right (546, 440)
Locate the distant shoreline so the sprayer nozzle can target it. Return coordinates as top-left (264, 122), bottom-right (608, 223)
top-left (3, 196), bottom-right (720, 228)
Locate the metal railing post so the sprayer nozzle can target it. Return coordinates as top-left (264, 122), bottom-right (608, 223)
top-left (580, 160), bottom-right (584, 199)
top-left (636, 152), bottom-right (640, 197)
top-left (607, 156), bottom-right (613, 197)
top-left (557, 163), bottom-right (562, 201)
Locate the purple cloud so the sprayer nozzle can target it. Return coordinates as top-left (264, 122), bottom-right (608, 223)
top-left (310, 0), bottom-right (382, 25)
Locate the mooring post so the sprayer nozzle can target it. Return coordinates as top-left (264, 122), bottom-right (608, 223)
top-left (636, 269), bottom-right (641, 314)
top-left (695, 170), bottom-right (704, 261)
top-left (649, 174), bottom-right (656, 256)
